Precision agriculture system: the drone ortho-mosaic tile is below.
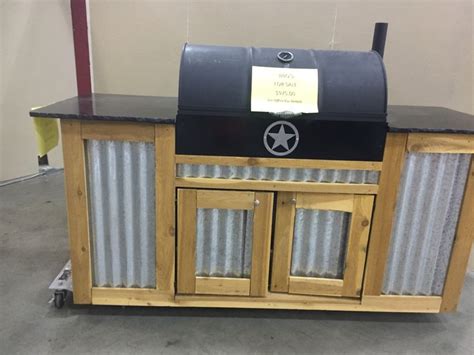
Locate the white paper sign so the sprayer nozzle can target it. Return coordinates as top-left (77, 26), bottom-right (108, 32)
top-left (251, 66), bottom-right (319, 113)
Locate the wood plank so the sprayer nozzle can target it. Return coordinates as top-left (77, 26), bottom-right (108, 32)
top-left (196, 190), bottom-right (255, 210)
top-left (92, 287), bottom-right (174, 306)
top-left (155, 125), bottom-right (175, 294)
top-left (176, 155), bottom-right (383, 171)
top-left (176, 177), bottom-right (379, 194)
top-left (342, 195), bottom-right (374, 297)
top-left (61, 120), bottom-right (92, 304)
top-left (296, 193), bottom-right (354, 212)
top-left (362, 295), bottom-right (442, 313)
top-left (270, 192), bottom-right (296, 293)
top-left (195, 277), bottom-right (250, 296)
top-left (250, 192), bottom-right (274, 296)
top-left (289, 276), bottom-right (344, 297)
top-left (363, 133), bottom-right (408, 296)
top-left (407, 133), bottom-right (474, 153)
top-left (93, 290), bottom-right (441, 313)
top-left (177, 189), bottom-right (197, 294)
top-left (440, 157), bottom-right (474, 312)
top-left (81, 121), bottom-right (155, 142)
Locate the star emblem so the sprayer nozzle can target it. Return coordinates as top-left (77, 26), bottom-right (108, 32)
top-left (263, 120), bottom-right (299, 156)
top-left (268, 125), bottom-right (296, 150)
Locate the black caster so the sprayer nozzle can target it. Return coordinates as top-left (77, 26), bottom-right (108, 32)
top-left (53, 290), bottom-right (68, 309)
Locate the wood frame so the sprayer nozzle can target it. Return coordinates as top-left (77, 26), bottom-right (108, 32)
top-left (62, 120), bottom-right (176, 304)
top-left (271, 192), bottom-right (374, 298)
top-left (91, 291), bottom-right (441, 313)
top-left (176, 177), bottom-right (378, 194)
top-left (61, 120), bottom-right (92, 303)
top-left (364, 132), bottom-right (474, 312)
top-left (176, 154), bottom-right (383, 171)
top-left (407, 133), bottom-right (474, 153)
top-left (363, 133), bottom-right (408, 296)
top-left (177, 189), bottom-right (273, 296)
top-left (440, 156), bottom-right (474, 312)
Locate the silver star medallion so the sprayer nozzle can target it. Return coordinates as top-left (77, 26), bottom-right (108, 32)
top-left (263, 121), bottom-right (299, 156)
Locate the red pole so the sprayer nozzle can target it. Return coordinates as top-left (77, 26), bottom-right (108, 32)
top-left (70, 0), bottom-right (92, 96)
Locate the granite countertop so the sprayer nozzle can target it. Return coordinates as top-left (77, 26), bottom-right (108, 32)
top-left (30, 94), bottom-right (177, 124)
top-left (30, 93), bottom-right (474, 134)
top-left (387, 105), bottom-right (474, 134)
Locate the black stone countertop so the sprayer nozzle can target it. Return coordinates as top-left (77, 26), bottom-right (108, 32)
top-left (388, 105), bottom-right (474, 134)
top-left (30, 94), bottom-right (474, 134)
top-left (30, 94), bottom-right (177, 124)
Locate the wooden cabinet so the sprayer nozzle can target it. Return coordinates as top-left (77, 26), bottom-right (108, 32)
top-left (177, 189), bottom-right (273, 296)
top-left (271, 192), bottom-right (374, 298)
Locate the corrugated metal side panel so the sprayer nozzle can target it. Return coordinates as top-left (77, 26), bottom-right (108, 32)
top-left (177, 164), bottom-right (379, 184)
top-left (86, 140), bottom-right (156, 288)
top-left (195, 208), bottom-right (253, 278)
top-left (291, 209), bottom-right (350, 279)
top-left (383, 153), bottom-right (470, 296)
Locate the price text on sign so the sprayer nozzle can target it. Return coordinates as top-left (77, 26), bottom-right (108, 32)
top-left (251, 66), bottom-right (319, 114)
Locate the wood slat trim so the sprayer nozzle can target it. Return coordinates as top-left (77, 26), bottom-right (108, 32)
top-left (270, 192), bottom-right (297, 293)
top-left (177, 189), bottom-right (197, 294)
top-left (176, 155), bottom-right (383, 171)
top-left (92, 290), bottom-right (441, 313)
top-left (289, 276), bottom-right (344, 297)
top-left (250, 192), bottom-right (274, 296)
top-left (61, 120), bottom-right (92, 304)
top-left (176, 177), bottom-right (379, 194)
top-left (296, 193), bottom-right (354, 212)
top-left (91, 287), bottom-right (174, 306)
top-left (195, 277), bottom-right (250, 296)
top-left (155, 125), bottom-right (175, 294)
top-left (196, 190), bottom-right (255, 210)
top-left (407, 133), bottom-right (474, 153)
top-left (362, 295), bottom-right (442, 313)
top-left (342, 195), bottom-right (374, 297)
top-left (363, 133), bottom-right (408, 296)
top-left (440, 157), bottom-right (474, 312)
top-left (81, 121), bottom-right (155, 142)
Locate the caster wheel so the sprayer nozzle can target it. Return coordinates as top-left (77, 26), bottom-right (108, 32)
top-left (54, 291), bottom-right (67, 309)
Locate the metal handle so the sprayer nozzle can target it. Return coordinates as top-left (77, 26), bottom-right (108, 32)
top-left (290, 198), bottom-right (297, 205)
top-left (254, 199), bottom-right (260, 206)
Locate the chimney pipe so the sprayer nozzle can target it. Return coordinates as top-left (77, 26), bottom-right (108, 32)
top-left (371, 22), bottom-right (388, 58)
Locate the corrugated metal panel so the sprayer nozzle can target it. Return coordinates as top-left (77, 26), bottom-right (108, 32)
top-left (86, 140), bottom-right (156, 288)
top-left (195, 208), bottom-right (253, 278)
top-left (383, 153), bottom-right (470, 296)
top-left (177, 164), bottom-right (379, 184)
top-left (291, 209), bottom-right (350, 279)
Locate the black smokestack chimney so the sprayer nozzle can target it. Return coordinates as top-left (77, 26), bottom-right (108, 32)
top-left (372, 22), bottom-right (388, 58)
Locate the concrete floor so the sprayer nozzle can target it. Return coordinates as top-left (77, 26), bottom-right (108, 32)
top-left (1, 170), bottom-right (473, 355)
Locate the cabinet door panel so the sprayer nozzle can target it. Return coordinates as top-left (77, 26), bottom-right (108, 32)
top-left (178, 189), bottom-right (273, 296)
top-left (271, 192), bottom-right (374, 298)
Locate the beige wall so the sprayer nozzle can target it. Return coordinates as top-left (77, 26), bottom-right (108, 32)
top-left (0, 0), bottom-right (76, 181)
top-left (90, 0), bottom-right (473, 115)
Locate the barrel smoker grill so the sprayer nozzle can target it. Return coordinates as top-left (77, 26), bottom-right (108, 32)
top-left (176, 24), bottom-right (389, 162)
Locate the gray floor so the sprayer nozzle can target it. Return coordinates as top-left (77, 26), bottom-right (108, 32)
top-left (1, 171), bottom-right (473, 355)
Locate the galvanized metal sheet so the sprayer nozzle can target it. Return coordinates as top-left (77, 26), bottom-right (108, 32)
top-left (177, 164), bottom-right (379, 184)
top-left (86, 140), bottom-right (156, 288)
top-left (291, 209), bottom-right (350, 279)
top-left (195, 208), bottom-right (253, 278)
top-left (383, 153), bottom-right (470, 296)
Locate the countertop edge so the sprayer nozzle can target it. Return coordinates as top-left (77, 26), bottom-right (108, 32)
top-left (29, 111), bottom-right (176, 125)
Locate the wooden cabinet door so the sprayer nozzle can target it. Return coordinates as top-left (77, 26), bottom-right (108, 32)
top-left (177, 189), bottom-right (273, 296)
top-left (271, 192), bottom-right (374, 298)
